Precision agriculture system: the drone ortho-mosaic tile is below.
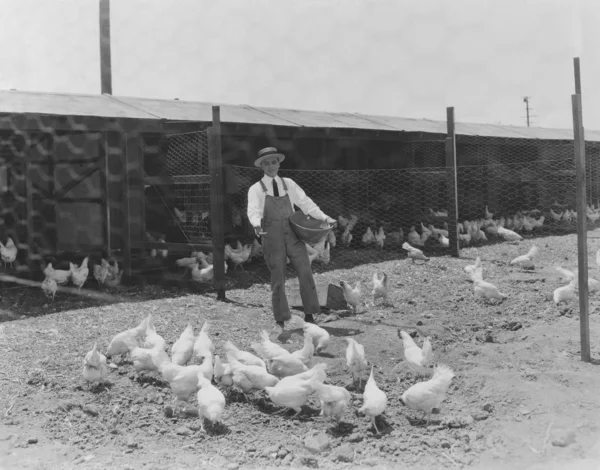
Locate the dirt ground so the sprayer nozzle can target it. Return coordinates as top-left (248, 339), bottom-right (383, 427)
top-left (2, 231), bottom-right (600, 470)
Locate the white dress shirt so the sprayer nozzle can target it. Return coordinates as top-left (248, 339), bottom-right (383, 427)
top-left (247, 174), bottom-right (328, 228)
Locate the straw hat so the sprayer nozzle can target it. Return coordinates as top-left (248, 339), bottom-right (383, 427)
top-left (254, 147), bottom-right (285, 167)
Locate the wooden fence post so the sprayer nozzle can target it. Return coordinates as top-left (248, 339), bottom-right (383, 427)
top-left (209, 107), bottom-right (226, 301)
top-left (445, 107), bottom-right (460, 257)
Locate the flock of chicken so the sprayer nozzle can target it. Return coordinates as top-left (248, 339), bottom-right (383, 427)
top-left (82, 311), bottom-right (454, 434)
top-left (41, 258), bottom-right (124, 301)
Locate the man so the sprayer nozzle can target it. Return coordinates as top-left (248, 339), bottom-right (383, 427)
top-left (247, 147), bottom-right (336, 333)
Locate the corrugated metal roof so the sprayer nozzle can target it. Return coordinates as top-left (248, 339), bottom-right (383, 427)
top-left (1, 89), bottom-right (599, 141)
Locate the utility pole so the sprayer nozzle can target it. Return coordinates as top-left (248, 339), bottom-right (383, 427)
top-left (99, 0), bottom-right (113, 95)
top-left (523, 96), bottom-right (531, 127)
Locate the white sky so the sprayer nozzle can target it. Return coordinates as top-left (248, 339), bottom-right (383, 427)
top-left (1, 0), bottom-right (598, 129)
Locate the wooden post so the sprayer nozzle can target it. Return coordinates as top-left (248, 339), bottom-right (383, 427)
top-left (102, 132), bottom-right (111, 257)
top-left (572, 93), bottom-right (591, 363)
top-left (574, 57), bottom-right (582, 96)
top-left (99, 0), bottom-right (112, 95)
top-left (122, 134), bottom-right (132, 279)
top-left (209, 106), bottom-right (226, 301)
top-left (445, 107), bottom-right (460, 257)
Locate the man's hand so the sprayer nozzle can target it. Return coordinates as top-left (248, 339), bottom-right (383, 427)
top-left (254, 226), bottom-right (264, 237)
top-left (324, 216), bottom-right (337, 227)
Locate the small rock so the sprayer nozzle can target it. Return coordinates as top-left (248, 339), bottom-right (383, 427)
top-left (471, 411), bottom-right (489, 421)
top-left (277, 448), bottom-right (289, 459)
top-left (551, 429), bottom-right (576, 447)
top-left (483, 403), bottom-right (493, 413)
top-left (416, 320), bottom-right (423, 326)
top-left (304, 433), bottom-right (330, 454)
top-left (520, 408), bottom-right (531, 415)
top-left (347, 432), bottom-right (363, 443)
top-left (440, 441), bottom-right (451, 449)
top-left (299, 456), bottom-right (319, 468)
top-left (57, 400), bottom-right (79, 412)
top-left (175, 426), bottom-right (191, 436)
top-left (125, 437), bottom-right (138, 449)
top-left (263, 444), bottom-right (280, 456)
top-left (360, 458), bottom-right (380, 467)
top-left (27, 437), bottom-right (38, 445)
top-left (82, 405), bottom-right (99, 417)
top-left (164, 406), bottom-right (174, 418)
top-left (226, 463), bottom-right (240, 470)
top-left (330, 443), bottom-right (354, 462)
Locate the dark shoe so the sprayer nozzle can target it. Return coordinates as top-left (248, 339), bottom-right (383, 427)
top-left (271, 321), bottom-right (285, 336)
top-left (304, 314), bottom-right (316, 324)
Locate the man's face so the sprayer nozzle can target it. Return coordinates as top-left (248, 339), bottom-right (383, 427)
top-left (261, 157), bottom-right (280, 178)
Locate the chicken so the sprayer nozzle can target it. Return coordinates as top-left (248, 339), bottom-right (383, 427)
top-left (555, 266), bottom-right (600, 293)
top-left (358, 367), bottom-right (388, 434)
top-left (106, 315), bottom-right (151, 357)
top-left (312, 381), bottom-right (352, 423)
top-left (372, 272), bottom-right (389, 304)
top-left (175, 255), bottom-right (200, 269)
top-left (159, 362), bottom-right (210, 406)
top-left (315, 242), bottom-right (331, 265)
top-left (70, 257), bottom-right (89, 292)
top-left (436, 232), bottom-right (450, 247)
top-left (326, 230), bottom-right (336, 248)
top-left (485, 205), bottom-right (494, 219)
top-left (171, 324), bottom-right (196, 366)
top-left (213, 355), bottom-right (233, 387)
top-left (41, 277), bottom-right (57, 301)
top-left (130, 341), bottom-right (170, 375)
top-left (300, 319), bottom-right (331, 354)
top-left (340, 280), bottom-right (361, 313)
top-left (104, 262), bottom-right (124, 287)
top-left (264, 374), bottom-right (317, 416)
top-left (474, 279), bottom-right (507, 303)
top-left (464, 256), bottom-right (481, 278)
top-left (398, 330), bottom-right (433, 375)
top-left (93, 259), bottom-right (110, 285)
top-left (82, 342), bottom-right (108, 389)
top-left (277, 362), bottom-right (328, 389)
top-left (375, 227), bottom-right (386, 248)
top-left (402, 242), bottom-right (430, 263)
top-left (197, 373), bottom-right (226, 432)
top-left (227, 354), bottom-right (279, 397)
top-left (554, 281), bottom-right (576, 305)
top-left (251, 330), bottom-right (291, 361)
top-left (43, 262), bottom-right (71, 285)
top-left (304, 243), bottom-right (321, 265)
top-left (401, 364), bottom-right (455, 425)
top-left (225, 243), bottom-right (252, 271)
top-left (407, 227), bottom-right (423, 247)
top-left (193, 320), bottom-right (214, 362)
top-left (344, 337), bottom-right (368, 386)
top-left (250, 239), bottom-right (263, 259)
top-left (224, 340), bottom-right (266, 369)
top-left (510, 245), bottom-right (539, 269)
top-left (267, 353), bottom-right (309, 379)
top-left (291, 333), bottom-right (314, 366)
top-left (143, 317), bottom-right (166, 349)
top-left (0, 237), bottom-right (17, 267)
top-left (497, 226), bottom-right (523, 242)
top-left (190, 262), bottom-right (214, 283)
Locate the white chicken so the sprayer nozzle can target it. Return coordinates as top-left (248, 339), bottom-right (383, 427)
top-left (402, 242), bottom-right (430, 263)
top-left (344, 337), bottom-right (368, 386)
top-left (402, 364), bottom-right (455, 425)
top-left (41, 277), bottom-right (58, 301)
top-left (267, 354), bottom-right (309, 379)
top-left (213, 355), bottom-right (233, 387)
top-left (227, 354), bottom-right (279, 398)
top-left (291, 333), bottom-right (314, 366)
top-left (44, 262), bottom-right (71, 286)
top-left (340, 280), bottom-right (361, 313)
top-left (474, 279), bottom-right (507, 303)
top-left (398, 330), bottom-right (433, 376)
top-left (0, 237), bottom-right (17, 267)
top-left (197, 373), bottom-right (226, 432)
top-left (375, 227), bottom-right (386, 249)
top-left (251, 330), bottom-right (291, 361)
top-left (82, 342), bottom-right (108, 390)
top-left (106, 315), bottom-right (151, 357)
top-left (193, 320), bottom-right (214, 362)
top-left (224, 340), bottom-right (266, 369)
top-left (497, 226), bottom-right (523, 242)
top-left (300, 319), bottom-right (331, 354)
top-left (464, 256), bottom-right (481, 277)
top-left (358, 367), bottom-right (388, 434)
top-left (372, 272), bottom-right (389, 305)
top-left (509, 245), bottom-right (539, 269)
top-left (171, 324), bottom-right (196, 366)
top-left (143, 316), bottom-right (166, 349)
top-left (312, 381), bottom-right (352, 423)
top-left (554, 281), bottom-right (576, 305)
top-left (264, 374), bottom-right (318, 416)
top-left (70, 257), bottom-right (89, 293)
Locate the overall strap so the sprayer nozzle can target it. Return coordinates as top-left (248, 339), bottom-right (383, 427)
top-left (259, 179), bottom-right (268, 193)
top-left (280, 177), bottom-right (289, 192)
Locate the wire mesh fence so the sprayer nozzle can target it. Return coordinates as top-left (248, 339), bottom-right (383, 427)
top-left (2, 120), bottom-right (600, 302)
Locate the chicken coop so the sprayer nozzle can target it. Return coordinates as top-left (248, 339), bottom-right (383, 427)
top-left (3, 89), bottom-right (600, 284)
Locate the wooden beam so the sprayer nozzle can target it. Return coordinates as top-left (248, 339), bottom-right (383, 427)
top-left (101, 133), bottom-right (111, 256)
top-left (0, 114), bottom-right (164, 133)
top-left (131, 241), bottom-right (213, 252)
top-left (99, 0), bottom-right (113, 95)
top-left (572, 93), bottom-right (591, 363)
top-left (445, 107), bottom-right (460, 257)
top-left (141, 175), bottom-right (211, 186)
top-left (25, 159), bottom-right (35, 271)
top-left (53, 164), bottom-right (101, 200)
top-left (209, 107), bottom-right (226, 300)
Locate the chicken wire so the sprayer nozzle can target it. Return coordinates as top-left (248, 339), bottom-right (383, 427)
top-left (157, 130), bottom-right (212, 244)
